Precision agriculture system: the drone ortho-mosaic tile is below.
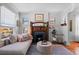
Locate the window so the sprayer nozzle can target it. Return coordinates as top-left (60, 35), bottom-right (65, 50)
top-left (23, 16), bottom-right (29, 26)
top-left (1, 6), bottom-right (16, 27)
top-left (23, 16), bottom-right (29, 33)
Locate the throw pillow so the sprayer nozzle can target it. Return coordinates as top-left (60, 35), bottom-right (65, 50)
top-left (22, 34), bottom-right (33, 41)
top-left (1, 37), bottom-right (10, 46)
top-left (4, 39), bottom-right (10, 46)
top-left (9, 35), bottom-right (17, 44)
top-left (17, 34), bottom-right (23, 42)
top-left (22, 33), bottom-right (30, 41)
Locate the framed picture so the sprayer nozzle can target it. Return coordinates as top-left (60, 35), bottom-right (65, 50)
top-left (35, 14), bottom-right (44, 22)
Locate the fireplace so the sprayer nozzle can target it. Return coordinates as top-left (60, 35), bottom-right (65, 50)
top-left (30, 22), bottom-right (49, 43)
top-left (33, 32), bottom-right (45, 43)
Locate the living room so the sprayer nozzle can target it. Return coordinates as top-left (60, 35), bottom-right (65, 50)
top-left (0, 3), bottom-right (79, 55)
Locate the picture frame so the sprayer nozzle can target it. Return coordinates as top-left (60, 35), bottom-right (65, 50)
top-left (35, 14), bottom-right (44, 22)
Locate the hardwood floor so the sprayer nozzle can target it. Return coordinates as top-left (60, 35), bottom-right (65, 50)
top-left (66, 41), bottom-right (79, 53)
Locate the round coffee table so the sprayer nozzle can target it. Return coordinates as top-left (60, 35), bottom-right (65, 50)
top-left (37, 41), bottom-right (52, 54)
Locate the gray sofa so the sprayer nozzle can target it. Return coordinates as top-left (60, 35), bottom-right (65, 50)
top-left (0, 33), bottom-right (33, 55)
top-left (0, 40), bottom-right (32, 55)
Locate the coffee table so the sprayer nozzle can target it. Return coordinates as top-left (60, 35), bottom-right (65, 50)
top-left (37, 41), bottom-right (52, 54)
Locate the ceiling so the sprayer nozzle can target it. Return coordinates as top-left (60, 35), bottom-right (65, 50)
top-left (1, 3), bottom-right (72, 13)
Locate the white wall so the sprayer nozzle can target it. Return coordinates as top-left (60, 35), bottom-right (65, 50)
top-left (58, 4), bottom-right (74, 45)
top-left (48, 12), bottom-right (63, 41)
top-left (64, 4), bottom-right (79, 43)
top-left (67, 12), bottom-right (75, 42)
top-left (66, 4), bottom-right (79, 42)
top-left (49, 12), bottom-right (64, 34)
top-left (73, 12), bottom-right (79, 42)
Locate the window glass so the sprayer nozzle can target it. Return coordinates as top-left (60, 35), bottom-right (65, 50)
top-left (1, 6), bottom-right (16, 27)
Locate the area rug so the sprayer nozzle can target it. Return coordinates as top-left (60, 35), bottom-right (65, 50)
top-left (26, 45), bottom-right (74, 55)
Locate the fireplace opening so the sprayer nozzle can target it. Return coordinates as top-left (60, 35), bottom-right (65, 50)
top-left (33, 32), bottom-right (45, 43)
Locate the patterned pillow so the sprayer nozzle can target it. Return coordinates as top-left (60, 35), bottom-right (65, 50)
top-left (3, 37), bottom-right (11, 45)
top-left (4, 39), bottom-right (10, 45)
top-left (9, 35), bottom-right (17, 44)
top-left (22, 34), bottom-right (29, 41)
